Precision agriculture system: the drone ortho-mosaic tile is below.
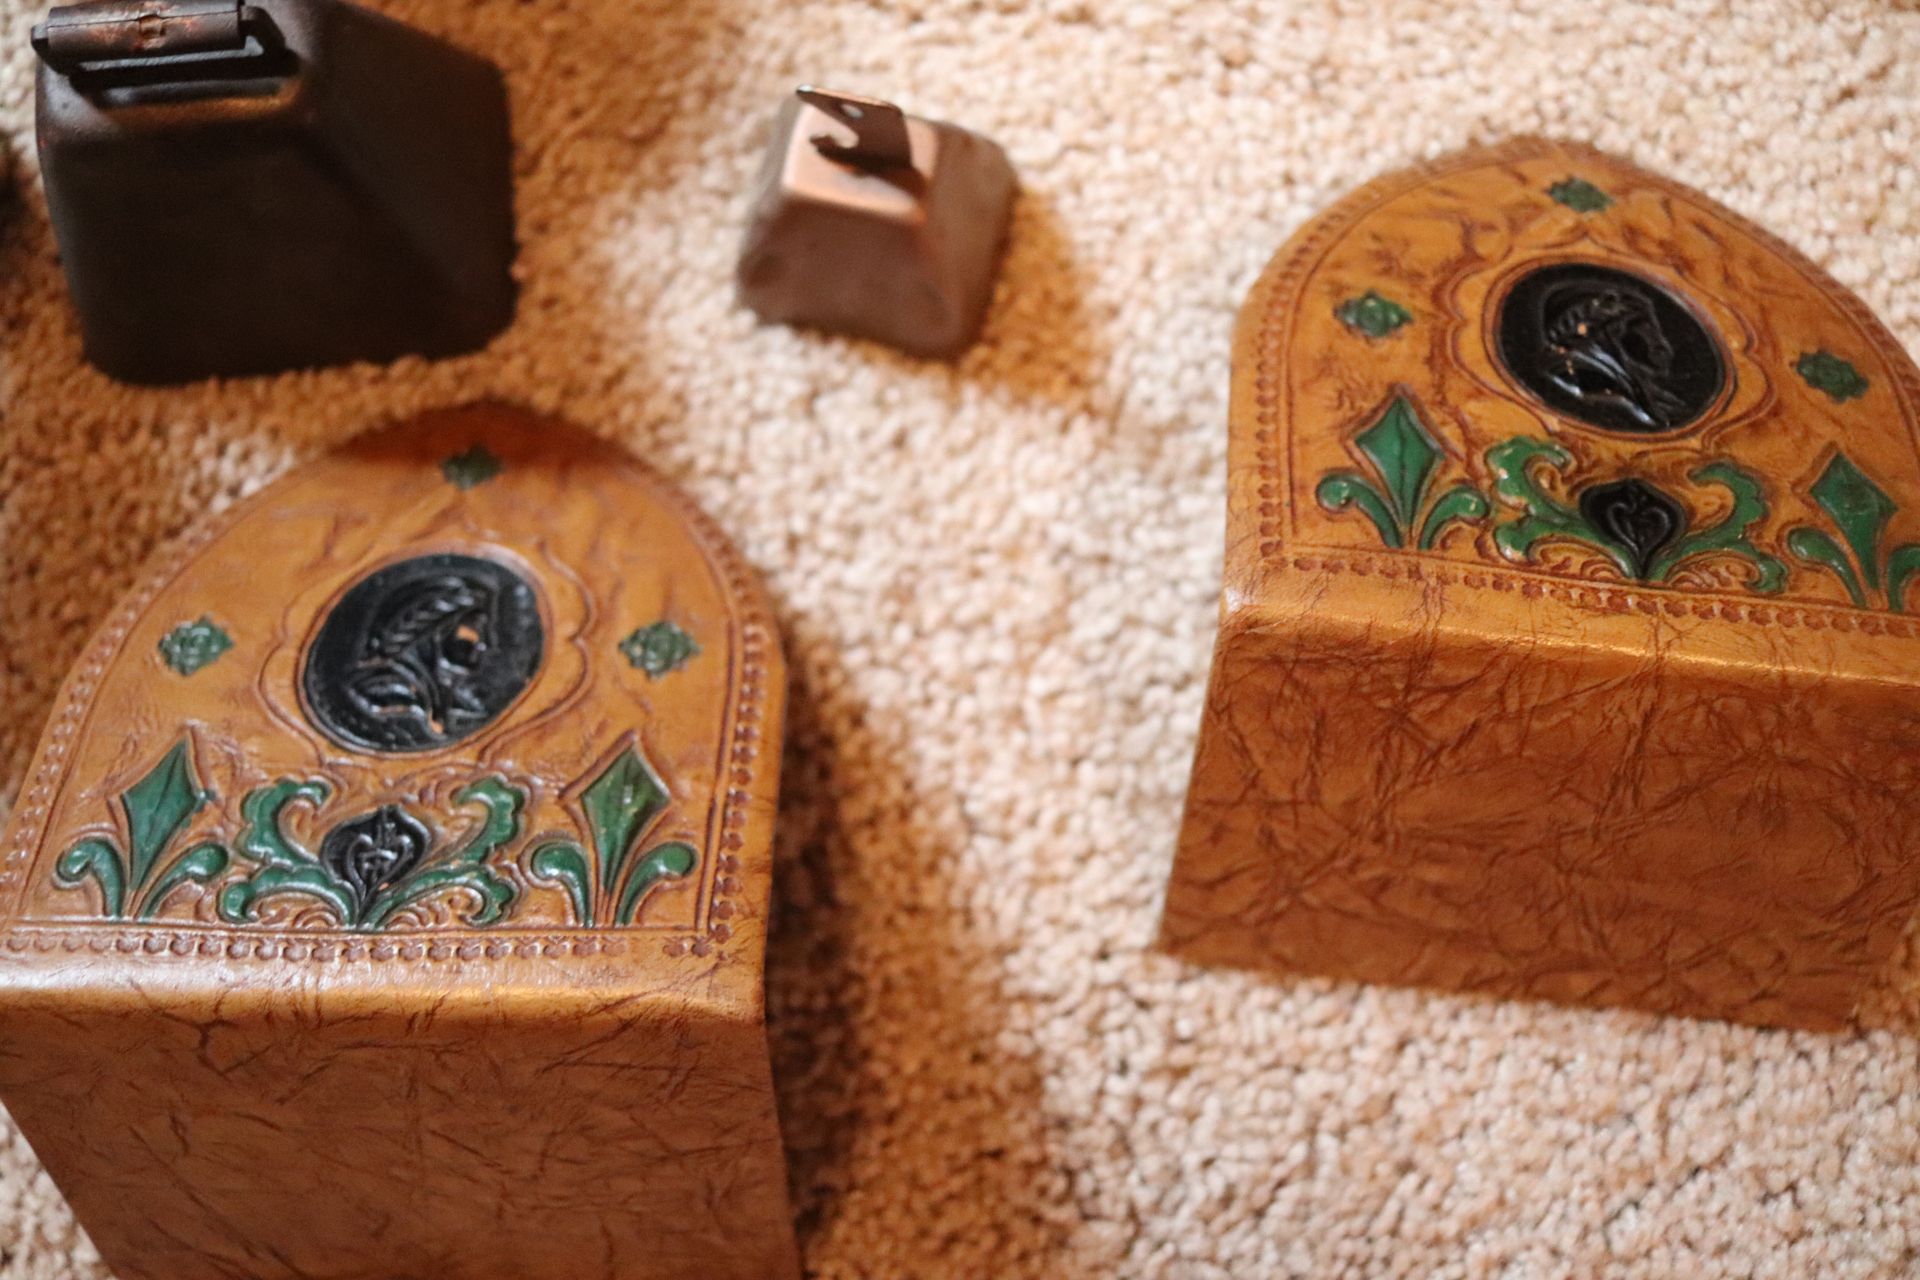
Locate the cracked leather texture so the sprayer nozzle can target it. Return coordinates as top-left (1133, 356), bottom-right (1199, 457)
top-left (0, 406), bottom-right (799, 1279)
top-left (1161, 139), bottom-right (1920, 1031)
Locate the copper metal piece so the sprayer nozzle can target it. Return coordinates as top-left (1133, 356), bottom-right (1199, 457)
top-left (737, 87), bottom-right (1017, 360)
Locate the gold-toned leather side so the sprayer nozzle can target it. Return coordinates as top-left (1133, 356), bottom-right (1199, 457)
top-left (1164, 138), bottom-right (1920, 1031)
top-left (0, 404), bottom-right (799, 1280)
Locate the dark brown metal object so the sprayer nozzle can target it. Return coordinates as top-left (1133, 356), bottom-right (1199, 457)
top-left (34, 0), bottom-right (518, 384)
top-left (737, 87), bottom-right (1016, 360)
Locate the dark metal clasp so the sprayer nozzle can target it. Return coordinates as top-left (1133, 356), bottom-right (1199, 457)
top-left (795, 86), bottom-right (913, 172)
top-left (33, 0), bottom-right (282, 79)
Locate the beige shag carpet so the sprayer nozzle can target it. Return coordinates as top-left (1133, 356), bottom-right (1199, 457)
top-left (3, 1), bottom-right (1920, 1276)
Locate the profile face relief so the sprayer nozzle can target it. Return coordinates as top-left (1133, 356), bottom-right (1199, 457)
top-left (302, 552), bottom-right (545, 754)
top-left (1496, 260), bottom-right (1726, 435)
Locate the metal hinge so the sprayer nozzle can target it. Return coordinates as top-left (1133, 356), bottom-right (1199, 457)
top-left (33, 0), bottom-right (281, 78)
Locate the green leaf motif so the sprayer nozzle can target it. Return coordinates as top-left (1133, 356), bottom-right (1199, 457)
top-left (581, 746), bottom-right (670, 898)
top-left (221, 778), bottom-right (524, 929)
top-left (1317, 395), bottom-right (1488, 551)
top-left (1487, 438), bottom-right (1783, 591)
top-left (620, 620), bottom-right (700, 679)
top-left (441, 444), bottom-right (503, 490)
top-left (218, 863), bottom-right (353, 926)
top-left (55, 839), bottom-right (126, 919)
top-left (1315, 473), bottom-right (1403, 548)
top-left (1418, 486), bottom-right (1492, 552)
top-left (220, 780), bottom-right (352, 924)
top-left (1334, 291), bottom-right (1412, 340)
top-left (1547, 177), bottom-right (1612, 213)
top-left (138, 843), bottom-right (229, 922)
top-left (158, 616), bottom-right (231, 676)
top-left (1358, 397), bottom-right (1439, 529)
top-left (1796, 351), bottom-right (1869, 404)
top-left (1786, 528), bottom-right (1862, 607)
top-left (529, 739), bottom-right (698, 928)
top-left (1646, 462), bottom-right (1787, 592)
top-left (239, 779), bottom-right (331, 869)
top-left (616, 843), bottom-right (698, 925)
top-left (51, 736), bottom-right (228, 920)
top-left (1791, 450), bottom-right (1920, 610)
top-left (1487, 437), bottom-right (1605, 568)
top-left (121, 739), bottom-right (206, 886)
top-left (1887, 546), bottom-right (1920, 615)
top-left (1807, 451), bottom-right (1894, 592)
top-left (529, 843), bottom-right (593, 926)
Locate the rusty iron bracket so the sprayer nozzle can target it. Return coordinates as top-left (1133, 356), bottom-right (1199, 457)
top-left (33, 0), bottom-right (282, 78)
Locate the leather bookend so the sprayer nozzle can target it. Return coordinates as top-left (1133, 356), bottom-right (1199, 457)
top-left (1163, 138), bottom-right (1920, 1031)
top-left (34, 0), bottom-right (518, 384)
top-left (0, 405), bottom-right (798, 1279)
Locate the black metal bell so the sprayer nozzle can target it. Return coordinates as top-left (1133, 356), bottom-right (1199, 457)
top-left (34, 0), bottom-right (518, 384)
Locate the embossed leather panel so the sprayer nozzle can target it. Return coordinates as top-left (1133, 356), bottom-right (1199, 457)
top-left (1162, 139), bottom-right (1920, 1031)
top-left (0, 405), bottom-right (798, 1279)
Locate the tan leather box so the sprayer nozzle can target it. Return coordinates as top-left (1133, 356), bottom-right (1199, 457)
top-left (1164, 139), bottom-right (1920, 1032)
top-left (0, 406), bottom-right (798, 1279)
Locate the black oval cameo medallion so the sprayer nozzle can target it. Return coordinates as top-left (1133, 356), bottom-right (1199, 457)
top-left (1496, 262), bottom-right (1726, 435)
top-left (302, 553), bottom-right (543, 753)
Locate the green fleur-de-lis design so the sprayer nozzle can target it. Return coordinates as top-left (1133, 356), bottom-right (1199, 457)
top-left (1786, 450), bottom-right (1920, 610)
top-left (1547, 177), bottom-right (1612, 213)
top-left (157, 616), bottom-right (232, 676)
top-left (53, 737), bottom-right (229, 920)
top-left (1795, 351), bottom-right (1869, 404)
top-left (529, 738), bottom-right (697, 927)
top-left (218, 778), bottom-right (523, 929)
top-left (620, 620), bottom-right (699, 679)
top-left (1486, 437), bottom-right (1786, 590)
top-left (1316, 395), bottom-right (1489, 550)
top-left (1334, 291), bottom-right (1413, 340)
top-left (441, 444), bottom-right (503, 490)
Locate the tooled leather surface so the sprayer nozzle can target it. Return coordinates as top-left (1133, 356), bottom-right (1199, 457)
top-left (1163, 140), bottom-right (1920, 1030)
top-left (1254, 139), bottom-right (1920, 615)
top-left (1166, 598), bottom-right (1920, 1031)
top-left (0, 993), bottom-right (794, 1280)
top-left (0, 405), bottom-right (799, 1279)
top-left (0, 405), bottom-right (773, 948)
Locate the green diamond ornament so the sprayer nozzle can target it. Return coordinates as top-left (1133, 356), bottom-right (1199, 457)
top-left (1796, 351), bottom-right (1869, 403)
top-left (620, 620), bottom-right (699, 679)
top-left (1334, 290), bottom-right (1413, 339)
top-left (158, 617), bottom-right (232, 676)
top-left (441, 444), bottom-right (503, 489)
top-left (1547, 177), bottom-right (1612, 213)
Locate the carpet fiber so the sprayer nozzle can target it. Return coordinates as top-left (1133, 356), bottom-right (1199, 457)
top-left (3, 1), bottom-right (1920, 1276)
